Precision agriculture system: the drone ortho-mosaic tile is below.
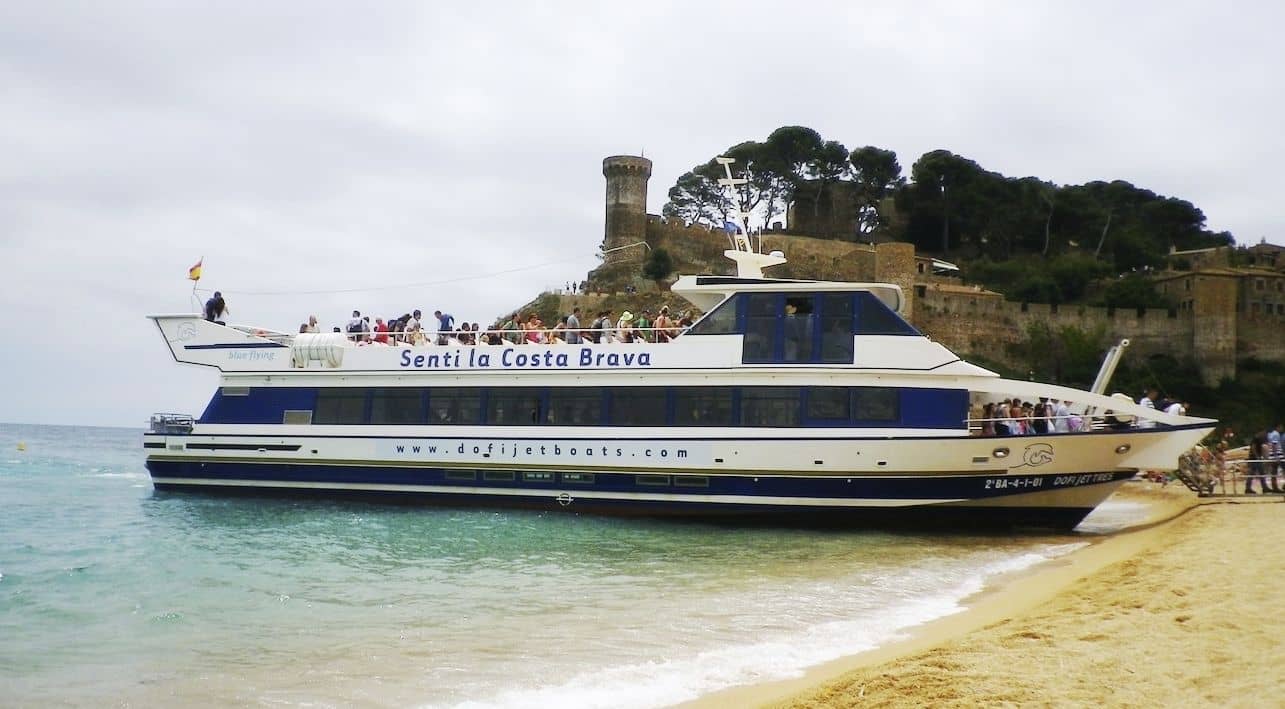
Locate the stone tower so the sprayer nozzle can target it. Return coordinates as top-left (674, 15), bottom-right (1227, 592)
top-left (602, 155), bottom-right (653, 262)
top-left (1191, 273), bottom-right (1238, 384)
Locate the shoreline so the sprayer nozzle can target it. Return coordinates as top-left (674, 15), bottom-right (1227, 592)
top-left (685, 482), bottom-right (1243, 708)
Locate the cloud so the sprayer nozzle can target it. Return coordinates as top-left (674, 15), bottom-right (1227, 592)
top-left (0, 1), bottom-right (1281, 425)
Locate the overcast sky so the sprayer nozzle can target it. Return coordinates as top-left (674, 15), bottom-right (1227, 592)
top-left (2, 2), bottom-right (1281, 427)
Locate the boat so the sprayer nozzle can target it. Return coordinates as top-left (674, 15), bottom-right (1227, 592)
top-left (143, 159), bottom-right (1216, 530)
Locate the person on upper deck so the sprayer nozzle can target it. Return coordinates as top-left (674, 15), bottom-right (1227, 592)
top-left (590, 311), bottom-right (611, 343)
top-left (616, 311), bottom-right (635, 343)
top-left (635, 310), bottom-right (652, 343)
top-left (346, 311), bottom-right (364, 341)
top-left (653, 306), bottom-right (675, 342)
top-left (565, 307), bottom-right (582, 344)
top-left (434, 310), bottom-right (455, 345)
top-left (204, 291), bottom-right (228, 325)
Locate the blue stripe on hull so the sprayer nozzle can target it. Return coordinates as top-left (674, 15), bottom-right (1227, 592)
top-left (145, 460), bottom-right (1129, 530)
top-left (148, 483), bottom-right (1097, 531)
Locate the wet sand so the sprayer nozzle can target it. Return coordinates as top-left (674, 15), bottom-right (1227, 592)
top-left (690, 484), bottom-right (1283, 708)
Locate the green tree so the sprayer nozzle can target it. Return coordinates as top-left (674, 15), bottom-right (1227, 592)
top-left (662, 169), bottom-right (730, 226)
top-left (642, 247), bottom-right (674, 282)
top-left (1008, 322), bottom-right (1108, 386)
top-left (848, 146), bottom-right (903, 234)
top-left (799, 139), bottom-right (850, 219)
top-left (1097, 274), bottom-right (1174, 309)
top-left (899, 150), bottom-right (996, 254)
top-left (717, 141), bottom-right (790, 231)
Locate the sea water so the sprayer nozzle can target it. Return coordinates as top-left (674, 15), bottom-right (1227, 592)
top-left (0, 424), bottom-right (1135, 708)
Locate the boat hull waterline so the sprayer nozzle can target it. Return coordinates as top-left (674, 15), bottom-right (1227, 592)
top-left (143, 424), bottom-right (1208, 529)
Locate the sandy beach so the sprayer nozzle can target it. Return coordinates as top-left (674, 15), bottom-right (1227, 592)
top-left (690, 484), bottom-right (1283, 708)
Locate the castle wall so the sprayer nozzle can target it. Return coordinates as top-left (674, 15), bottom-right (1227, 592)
top-left (918, 292), bottom-right (1195, 372)
top-left (1238, 312), bottom-right (1285, 363)
top-left (787, 181), bottom-right (860, 238)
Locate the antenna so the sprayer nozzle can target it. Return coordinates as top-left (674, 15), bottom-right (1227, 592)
top-left (714, 156), bottom-right (786, 278)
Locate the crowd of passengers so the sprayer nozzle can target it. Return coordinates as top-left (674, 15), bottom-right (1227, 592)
top-left (297, 305), bottom-right (696, 346)
top-left (974, 388), bottom-right (1191, 436)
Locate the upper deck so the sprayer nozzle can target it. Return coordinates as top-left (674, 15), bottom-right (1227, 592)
top-left (149, 279), bottom-right (994, 379)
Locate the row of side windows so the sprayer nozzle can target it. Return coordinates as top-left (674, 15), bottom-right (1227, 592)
top-left (206, 385), bottom-right (968, 429)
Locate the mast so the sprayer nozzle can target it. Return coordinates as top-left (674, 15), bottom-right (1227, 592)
top-left (716, 157), bottom-right (786, 278)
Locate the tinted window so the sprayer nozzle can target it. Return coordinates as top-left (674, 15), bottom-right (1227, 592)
top-left (806, 387), bottom-right (850, 420)
top-left (782, 296), bottom-right (814, 362)
top-left (741, 387), bottom-right (800, 427)
top-left (313, 388), bottom-right (367, 424)
top-left (853, 387), bottom-right (899, 422)
top-left (819, 293), bottom-right (854, 363)
top-left (428, 387), bottom-right (482, 424)
top-left (488, 388), bottom-right (544, 425)
top-left (674, 387), bottom-right (734, 426)
top-left (687, 295), bottom-right (740, 335)
top-left (548, 389), bottom-right (602, 426)
top-left (742, 293), bottom-right (776, 362)
top-left (610, 387), bottom-right (667, 426)
top-left (370, 388), bottom-right (424, 424)
top-left (856, 292), bottom-right (918, 335)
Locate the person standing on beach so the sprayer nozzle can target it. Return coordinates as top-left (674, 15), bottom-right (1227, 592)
top-left (1267, 422), bottom-right (1284, 493)
top-left (1246, 428), bottom-right (1270, 494)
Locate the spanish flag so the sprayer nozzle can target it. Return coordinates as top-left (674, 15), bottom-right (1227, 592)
top-left (188, 257), bottom-right (203, 281)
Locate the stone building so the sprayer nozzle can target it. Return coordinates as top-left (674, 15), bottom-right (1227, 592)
top-left (601, 156), bottom-right (653, 263)
top-left (591, 154), bottom-right (1284, 386)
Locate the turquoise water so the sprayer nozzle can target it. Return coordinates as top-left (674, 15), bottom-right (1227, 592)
top-left (1, 424), bottom-right (1126, 707)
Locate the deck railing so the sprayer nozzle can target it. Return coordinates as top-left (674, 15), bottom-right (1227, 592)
top-left (306, 325), bottom-right (689, 346)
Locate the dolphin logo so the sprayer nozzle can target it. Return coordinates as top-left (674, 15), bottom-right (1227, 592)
top-left (1020, 443), bottom-right (1055, 468)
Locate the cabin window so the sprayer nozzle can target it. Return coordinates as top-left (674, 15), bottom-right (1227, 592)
top-left (686, 295), bottom-right (740, 335)
top-left (742, 292), bottom-right (858, 364)
top-left (742, 293), bottom-right (777, 362)
top-left (854, 292), bottom-right (918, 335)
top-left (741, 387), bottom-right (800, 427)
top-left (428, 387), bottom-right (482, 425)
top-left (370, 388), bottom-right (425, 425)
top-left (673, 387), bottom-right (735, 426)
top-left (673, 475), bottom-right (710, 488)
top-left (547, 389), bottom-right (602, 426)
top-left (282, 410), bottom-right (312, 425)
top-left (819, 293), bottom-right (854, 363)
top-left (313, 388), bottom-right (368, 424)
top-left (609, 387), bottom-right (667, 426)
top-left (636, 474), bottom-right (670, 486)
top-left (781, 296), bottom-right (815, 362)
top-left (561, 472), bottom-right (595, 484)
top-left (853, 387), bottom-right (900, 422)
top-left (488, 388), bottom-right (544, 425)
top-left (483, 470), bottom-right (515, 482)
top-left (445, 470), bottom-right (477, 481)
top-left (806, 387), bottom-right (850, 421)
